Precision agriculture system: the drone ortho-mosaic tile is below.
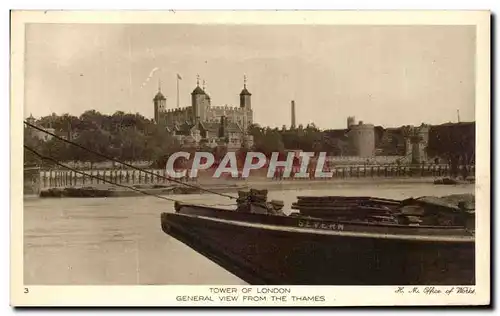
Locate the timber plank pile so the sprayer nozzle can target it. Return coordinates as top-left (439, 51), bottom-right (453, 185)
top-left (396, 194), bottom-right (475, 227)
top-left (291, 194), bottom-right (475, 228)
top-left (292, 196), bottom-right (401, 223)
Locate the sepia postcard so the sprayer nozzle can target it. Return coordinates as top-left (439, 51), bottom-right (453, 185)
top-left (11, 10), bottom-right (490, 307)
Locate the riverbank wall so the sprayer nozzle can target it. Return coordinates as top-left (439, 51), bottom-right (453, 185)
top-left (34, 177), bottom-right (475, 199)
top-left (27, 164), bottom-right (475, 197)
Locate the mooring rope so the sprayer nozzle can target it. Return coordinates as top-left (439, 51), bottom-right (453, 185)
top-left (24, 121), bottom-right (237, 200)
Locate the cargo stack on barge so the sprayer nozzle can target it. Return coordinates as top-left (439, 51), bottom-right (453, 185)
top-left (291, 196), bottom-right (401, 223)
top-left (291, 194), bottom-right (475, 228)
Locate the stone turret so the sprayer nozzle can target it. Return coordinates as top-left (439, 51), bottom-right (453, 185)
top-left (191, 75), bottom-right (206, 123)
top-left (240, 75), bottom-right (252, 109)
top-left (153, 80), bottom-right (167, 124)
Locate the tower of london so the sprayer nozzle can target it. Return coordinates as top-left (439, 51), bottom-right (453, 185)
top-left (152, 76), bottom-right (254, 151)
top-left (153, 76), bottom-right (253, 129)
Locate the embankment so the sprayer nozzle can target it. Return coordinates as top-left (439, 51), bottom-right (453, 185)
top-left (36, 177), bottom-right (473, 199)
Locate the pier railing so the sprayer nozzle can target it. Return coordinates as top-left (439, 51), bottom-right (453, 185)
top-left (36, 164), bottom-right (475, 189)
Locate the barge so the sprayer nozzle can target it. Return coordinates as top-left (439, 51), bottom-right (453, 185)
top-left (161, 190), bottom-right (475, 285)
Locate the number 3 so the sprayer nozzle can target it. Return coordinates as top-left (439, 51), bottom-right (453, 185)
top-left (24, 288), bottom-right (29, 294)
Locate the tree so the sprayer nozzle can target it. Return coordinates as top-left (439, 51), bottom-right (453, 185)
top-left (427, 122), bottom-right (475, 178)
top-left (254, 130), bottom-right (284, 157)
top-left (24, 110), bottom-right (188, 167)
top-left (143, 124), bottom-right (182, 167)
top-left (41, 138), bottom-right (72, 165)
top-left (322, 136), bottom-right (348, 156)
top-left (72, 129), bottom-right (110, 167)
top-left (23, 127), bottom-right (43, 166)
top-left (79, 110), bottom-right (105, 131)
top-left (113, 127), bottom-right (143, 162)
top-left (280, 128), bottom-right (300, 150)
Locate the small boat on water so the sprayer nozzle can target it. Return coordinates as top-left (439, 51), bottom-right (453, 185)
top-left (160, 190), bottom-right (475, 285)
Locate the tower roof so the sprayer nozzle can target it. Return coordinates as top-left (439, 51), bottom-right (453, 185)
top-left (192, 86), bottom-right (205, 95)
top-left (240, 74), bottom-right (251, 96)
top-left (192, 74), bottom-right (205, 95)
top-left (240, 87), bottom-right (252, 96)
top-left (154, 79), bottom-right (166, 101)
top-left (153, 91), bottom-right (166, 101)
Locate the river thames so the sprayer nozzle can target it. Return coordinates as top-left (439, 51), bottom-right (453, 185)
top-left (23, 182), bottom-right (474, 285)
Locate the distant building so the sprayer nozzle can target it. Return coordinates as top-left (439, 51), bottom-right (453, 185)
top-left (25, 113), bottom-right (61, 142)
top-left (347, 120), bottom-right (375, 158)
top-left (410, 124), bottom-right (430, 163)
top-left (324, 117), bottom-right (376, 158)
top-left (167, 116), bottom-right (253, 152)
top-left (377, 127), bottom-right (406, 156)
top-left (323, 117), bottom-right (430, 162)
top-left (375, 124), bottom-right (430, 163)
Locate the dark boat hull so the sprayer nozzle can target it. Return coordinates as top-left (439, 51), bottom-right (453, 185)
top-left (161, 206), bottom-right (475, 286)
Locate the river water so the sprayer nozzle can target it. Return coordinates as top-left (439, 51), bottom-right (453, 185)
top-left (24, 182), bottom-right (474, 285)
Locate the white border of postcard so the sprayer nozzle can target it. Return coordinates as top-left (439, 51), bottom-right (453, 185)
top-left (10, 10), bottom-right (491, 307)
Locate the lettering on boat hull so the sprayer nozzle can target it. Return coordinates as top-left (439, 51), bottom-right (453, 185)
top-left (298, 220), bottom-right (344, 231)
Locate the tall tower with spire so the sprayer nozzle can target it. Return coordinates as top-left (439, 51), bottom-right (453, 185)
top-left (240, 75), bottom-right (252, 109)
top-left (191, 75), bottom-right (208, 123)
top-left (153, 79), bottom-right (167, 124)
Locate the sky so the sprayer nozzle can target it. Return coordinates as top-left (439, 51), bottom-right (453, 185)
top-left (24, 24), bottom-right (476, 129)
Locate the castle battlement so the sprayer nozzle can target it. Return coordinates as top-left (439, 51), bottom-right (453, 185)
top-left (211, 105), bottom-right (252, 113)
top-left (166, 106), bottom-right (191, 113)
